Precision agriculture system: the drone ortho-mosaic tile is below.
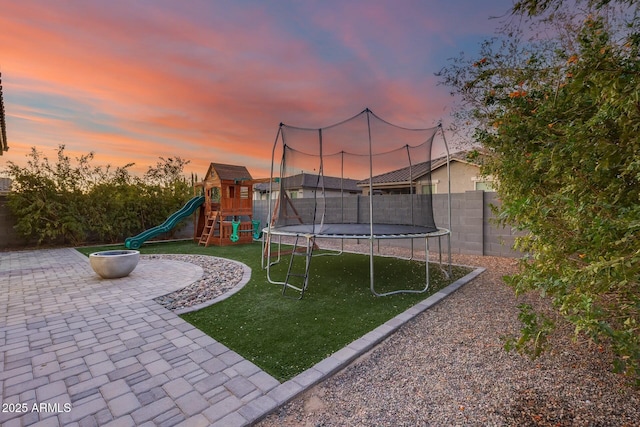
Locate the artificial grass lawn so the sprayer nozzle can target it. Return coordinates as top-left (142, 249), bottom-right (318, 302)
top-left (77, 240), bottom-right (471, 381)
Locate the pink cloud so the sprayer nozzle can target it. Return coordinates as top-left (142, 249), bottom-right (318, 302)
top-left (0, 0), bottom-right (511, 181)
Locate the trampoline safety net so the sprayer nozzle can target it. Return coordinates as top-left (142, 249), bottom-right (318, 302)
top-left (270, 108), bottom-right (441, 236)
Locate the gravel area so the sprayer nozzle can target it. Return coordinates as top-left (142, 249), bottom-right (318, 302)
top-left (148, 254), bottom-right (244, 311)
top-left (139, 243), bottom-right (640, 425)
top-left (252, 240), bottom-right (640, 426)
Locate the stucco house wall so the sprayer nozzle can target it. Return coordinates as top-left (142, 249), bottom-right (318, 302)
top-left (426, 160), bottom-right (491, 194)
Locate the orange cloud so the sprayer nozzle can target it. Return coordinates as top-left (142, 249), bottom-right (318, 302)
top-left (0, 0), bottom-right (509, 181)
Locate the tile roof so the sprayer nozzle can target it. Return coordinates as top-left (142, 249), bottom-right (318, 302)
top-left (254, 173), bottom-right (361, 193)
top-left (358, 161), bottom-right (432, 186)
top-left (255, 151), bottom-right (477, 191)
top-left (357, 151), bottom-right (474, 186)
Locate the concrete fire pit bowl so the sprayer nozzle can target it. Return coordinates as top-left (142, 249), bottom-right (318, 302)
top-left (89, 250), bottom-right (140, 279)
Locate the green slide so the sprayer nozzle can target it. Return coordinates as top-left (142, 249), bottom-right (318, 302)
top-left (125, 195), bottom-right (205, 249)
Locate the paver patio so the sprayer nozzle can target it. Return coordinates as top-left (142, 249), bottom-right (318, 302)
top-left (0, 247), bottom-right (482, 426)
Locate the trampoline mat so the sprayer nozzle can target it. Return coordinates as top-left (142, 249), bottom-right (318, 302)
top-left (268, 223), bottom-right (440, 239)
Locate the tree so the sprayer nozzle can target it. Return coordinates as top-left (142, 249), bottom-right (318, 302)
top-left (5, 145), bottom-right (193, 245)
top-left (144, 156), bottom-right (191, 187)
top-left (439, 0), bottom-right (640, 383)
top-left (6, 146), bottom-right (98, 245)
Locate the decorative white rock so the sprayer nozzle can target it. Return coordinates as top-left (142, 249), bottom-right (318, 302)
top-left (89, 250), bottom-right (140, 279)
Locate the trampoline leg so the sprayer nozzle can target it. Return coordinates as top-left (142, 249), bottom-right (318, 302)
top-left (447, 232), bottom-right (452, 278)
top-left (438, 235), bottom-right (450, 279)
top-left (369, 231), bottom-right (451, 297)
top-left (261, 233), bottom-right (266, 269)
top-left (370, 236), bottom-right (431, 297)
top-left (426, 237), bottom-right (430, 290)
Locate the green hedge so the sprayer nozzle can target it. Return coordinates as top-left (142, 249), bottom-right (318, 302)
top-left (4, 145), bottom-right (193, 246)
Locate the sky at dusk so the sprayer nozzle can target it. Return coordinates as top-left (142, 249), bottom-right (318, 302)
top-left (0, 0), bottom-right (516, 179)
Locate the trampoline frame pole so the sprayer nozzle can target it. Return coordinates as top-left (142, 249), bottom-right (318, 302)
top-left (264, 126), bottom-right (284, 271)
top-left (366, 109), bottom-right (376, 297)
top-left (440, 124), bottom-right (453, 278)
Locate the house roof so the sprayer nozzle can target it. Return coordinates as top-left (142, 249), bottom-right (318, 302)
top-left (357, 151), bottom-right (475, 186)
top-left (255, 173), bottom-right (361, 193)
top-left (206, 163), bottom-right (253, 181)
top-left (358, 162), bottom-right (432, 186)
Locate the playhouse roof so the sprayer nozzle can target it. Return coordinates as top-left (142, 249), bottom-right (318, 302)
top-left (206, 163), bottom-right (253, 182)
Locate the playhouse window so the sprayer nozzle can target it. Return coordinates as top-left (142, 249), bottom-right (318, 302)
top-left (240, 186), bottom-right (249, 199)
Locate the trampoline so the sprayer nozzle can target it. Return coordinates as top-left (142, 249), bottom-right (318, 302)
top-left (262, 108), bottom-right (452, 299)
top-left (267, 223), bottom-right (441, 239)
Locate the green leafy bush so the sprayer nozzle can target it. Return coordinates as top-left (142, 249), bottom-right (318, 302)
top-left (439, 0), bottom-right (640, 383)
top-left (5, 145), bottom-right (192, 245)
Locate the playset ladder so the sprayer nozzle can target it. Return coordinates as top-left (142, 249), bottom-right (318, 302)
top-left (199, 211), bottom-right (219, 247)
top-left (282, 234), bottom-right (315, 299)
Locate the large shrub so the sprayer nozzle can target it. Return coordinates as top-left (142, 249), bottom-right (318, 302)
top-left (439, 0), bottom-right (640, 382)
top-left (5, 145), bottom-right (192, 245)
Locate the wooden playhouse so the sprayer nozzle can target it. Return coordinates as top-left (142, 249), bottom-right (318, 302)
top-left (194, 163), bottom-right (260, 246)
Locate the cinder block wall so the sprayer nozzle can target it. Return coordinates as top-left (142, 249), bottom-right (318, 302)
top-left (482, 192), bottom-right (525, 257)
top-left (253, 191), bottom-right (524, 258)
top-left (1, 192), bottom-right (524, 256)
top-left (0, 195), bottom-right (32, 248)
